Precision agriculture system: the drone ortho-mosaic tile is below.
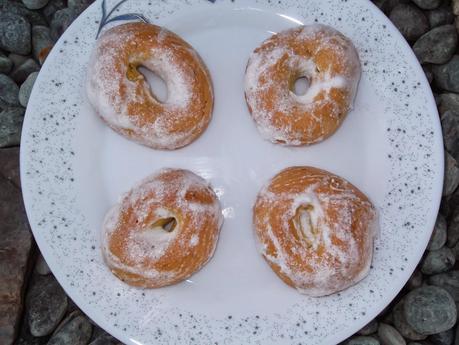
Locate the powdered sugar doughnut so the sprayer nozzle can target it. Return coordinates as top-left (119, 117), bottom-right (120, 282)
top-left (253, 166), bottom-right (377, 296)
top-left (102, 169), bottom-right (223, 288)
top-left (86, 23), bottom-right (213, 150)
top-left (245, 24), bottom-right (361, 146)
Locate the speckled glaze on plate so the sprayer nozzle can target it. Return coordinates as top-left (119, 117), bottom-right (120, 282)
top-left (20, 0), bottom-right (443, 344)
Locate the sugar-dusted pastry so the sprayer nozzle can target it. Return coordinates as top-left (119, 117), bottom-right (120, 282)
top-left (102, 169), bottom-right (223, 288)
top-left (245, 24), bottom-right (361, 146)
top-left (253, 166), bottom-right (377, 296)
top-left (87, 23), bottom-right (213, 150)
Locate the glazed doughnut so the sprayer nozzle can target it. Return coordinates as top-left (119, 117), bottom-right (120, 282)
top-left (102, 169), bottom-right (223, 288)
top-left (86, 23), bottom-right (213, 150)
top-left (245, 24), bottom-right (361, 146)
top-left (253, 167), bottom-right (377, 296)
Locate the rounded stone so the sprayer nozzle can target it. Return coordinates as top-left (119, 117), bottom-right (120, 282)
top-left (0, 107), bottom-right (24, 148)
top-left (358, 320), bottom-right (379, 336)
top-left (68, 0), bottom-right (93, 14)
top-left (0, 1), bottom-right (48, 26)
top-left (10, 58), bottom-right (39, 84)
top-left (26, 275), bottom-right (68, 337)
top-left (413, 25), bottom-right (457, 64)
top-left (8, 53), bottom-right (28, 70)
top-left (0, 13), bottom-right (31, 55)
top-left (373, 0), bottom-right (411, 15)
top-left (423, 65), bottom-right (433, 83)
top-left (42, 0), bottom-right (66, 23)
top-left (411, 0), bottom-right (442, 10)
top-left (89, 334), bottom-right (121, 345)
top-left (432, 55), bottom-right (459, 93)
top-left (18, 72), bottom-right (38, 107)
top-left (393, 301), bottom-right (427, 340)
top-left (441, 111), bottom-right (459, 162)
top-left (22, 0), bottom-right (50, 10)
top-left (448, 205), bottom-right (459, 247)
top-left (35, 252), bottom-right (50, 275)
top-left (439, 93), bottom-right (459, 115)
top-left (427, 214), bottom-right (448, 249)
top-left (389, 4), bottom-right (429, 42)
top-left (443, 152), bottom-right (459, 197)
top-left (347, 336), bottom-right (380, 345)
top-left (0, 74), bottom-right (19, 106)
top-left (47, 311), bottom-right (92, 345)
top-left (427, 271), bottom-right (459, 301)
top-left (428, 327), bottom-right (455, 345)
top-left (407, 269), bottom-right (423, 290)
top-left (403, 286), bottom-right (457, 335)
top-left (378, 323), bottom-right (406, 345)
top-left (50, 8), bottom-right (78, 41)
top-left (32, 25), bottom-right (53, 64)
top-left (421, 246), bottom-right (455, 275)
top-left (427, 4), bottom-right (455, 28)
top-left (0, 53), bottom-right (13, 74)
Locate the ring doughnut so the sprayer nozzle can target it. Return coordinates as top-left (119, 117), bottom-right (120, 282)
top-left (245, 24), bottom-right (361, 146)
top-left (253, 166), bottom-right (377, 296)
top-left (86, 23), bottom-right (213, 150)
top-left (102, 168), bottom-right (223, 288)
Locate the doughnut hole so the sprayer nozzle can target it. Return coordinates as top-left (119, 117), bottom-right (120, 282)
top-left (138, 66), bottom-right (168, 103)
top-left (290, 204), bottom-right (318, 245)
top-left (292, 76), bottom-right (310, 96)
top-left (149, 217), bottom-right (177, 233)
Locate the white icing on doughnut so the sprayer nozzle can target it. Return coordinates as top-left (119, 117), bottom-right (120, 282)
top-left (102, 169), bottom-right (223, 286)
top-left (86, 25), bottom-right (212, 149)
top-left (245, 24), bottom-right (361, 145)
top-left (254, 171), bottom-right (378, 297)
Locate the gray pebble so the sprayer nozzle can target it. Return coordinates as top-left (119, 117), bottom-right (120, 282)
top-left (427, 3), bottom-right (455, 28)
top-left (448, 206), bottom-right (459, 247)
top-left (433, 56), bottom-right (459, 93)
top-left (407, 269), bottom-right (424, 290)
top-left (0, 12), bottom-right (31, 55)
top-left (0, 53), bottom-right (13, 74)
top-left (10, 58), bottom-right (39, 84)
top-left (427, 271), bottom-right (459, 301)
top-left (411, 0), bottom-right (442, 10)
top-left (22, 0), bottom-right (50, 10)
top-left (389, 4), bottom-right (429, 41)
top-left (42, 0), bottom-right (66, 23)
top-left (454, 0), bottom-right (459, 15)
top-left (35, 252), bottom-right (51, 275)
top-left (47, 311), bottom-right (92, 345)
top-left (427, 214), bottom-right (448, 250)
top-left (347, 336), bottom-right (381, 345)
top-left (443, 152), bottom-right (459, 197)
top-left (373, 0), bottom-right (411, 15)
top-left (0, 74), bottom-right (19, 106)
top-left (378, 323), bottom-right (406, 345)
top-left (413, 25), bottom-right (457, 64)
top-left (393, 301), bottom-right (427, 341)
top-left (423, 65), bottom-right (433, 83)
top-left (404, 286), bottom-right (457, 335)
top-left (8, 53), bottom-right (29, 70)
top-left (0, 1), bottom-right (47, 26)
top-left (18, 71), bottom-right (38, 107)
top-left (0, 107), bottom-right (24, 147)
top-left (438, 93), bottom-right (459, 115)
top-left (421, 246), bottom-right (455, 275)
top-left (32, 26), bottom-right (53, 65)
top-left (26, 275), bottom-right (68, 337)
top-left (359, 320), bottom-right (379, 336)
top-left (50, 8), bottom-right (79, 41)
top-left (428, 327), bottom-right (454, 345)
top-left (68, 0), bottom-right (94, 14)
top-left (441, 110), bottom-right (459, 162)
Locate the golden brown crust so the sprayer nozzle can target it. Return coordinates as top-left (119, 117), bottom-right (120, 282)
top-left (245, 25), bottom-right (361, 146)
top-left (253, 166), bottom-right (377, 296)
top-left (87, 23), bottom-right (214, 149)
top-left (102, 169), bottom-right (222, 288)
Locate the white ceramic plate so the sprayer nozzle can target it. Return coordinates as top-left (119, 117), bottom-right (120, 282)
top-left (20, 0), bottom-right (443, 344)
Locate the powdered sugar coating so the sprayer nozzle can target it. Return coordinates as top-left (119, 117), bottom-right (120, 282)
top-left (245, 24), bottom-right (361, 146)
top-left (102, 168), bottom-right (223, 288)
top-left (254, 167), bottom-right (378, 297)
top-left (86, 23), bottom-right (213, 150)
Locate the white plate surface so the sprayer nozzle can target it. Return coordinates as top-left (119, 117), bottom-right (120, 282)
top-left (20, 0), bottom-right (443, 344)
